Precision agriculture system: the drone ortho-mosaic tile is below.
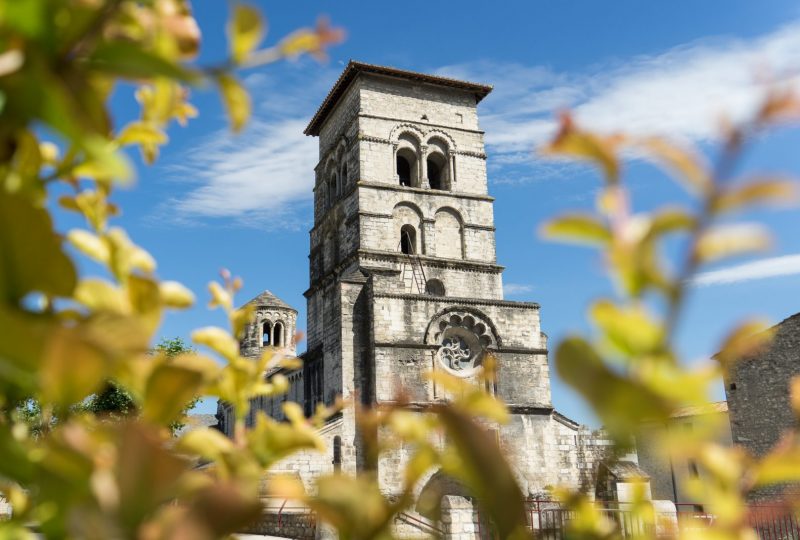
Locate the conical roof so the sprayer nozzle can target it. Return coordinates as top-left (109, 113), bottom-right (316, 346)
top-left (241, 290), bottom-right (296, 312)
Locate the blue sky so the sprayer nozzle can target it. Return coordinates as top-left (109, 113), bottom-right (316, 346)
top-left (62, 1), bottom-right (800, 424)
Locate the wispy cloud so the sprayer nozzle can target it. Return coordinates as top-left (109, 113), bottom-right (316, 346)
top-left (503, 283), bottom-right (534, 296)
top-left (692, 254), bottom-right (800, 286)
top-left (439, 22), bottom-right (800, 165)
top-left (163, 23), bottom-right (800, 225)
top-left (159, 64), bottom-right (337, 227)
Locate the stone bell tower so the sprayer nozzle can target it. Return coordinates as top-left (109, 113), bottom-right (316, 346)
top-left (301, 61), bottom-right (559, 487)
top-left (222, 64), bottom-right (616, 523)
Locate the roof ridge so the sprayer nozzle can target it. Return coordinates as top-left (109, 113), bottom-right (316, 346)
top-left (240, 289), bottom-right (297, 311)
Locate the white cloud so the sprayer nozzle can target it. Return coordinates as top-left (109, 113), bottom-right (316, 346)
top-left (503, 283), bottom-right (534, 296)
top-left (160, 63), bottom-right (337, 227)
top-left (164, 23), bottom-right (800, 225)
top-left (692, 254), bottom-right (800, 286)
top-left (166, 119), bottom-right (317, 227)
top-left (439, 22), bottom-right (800, 163)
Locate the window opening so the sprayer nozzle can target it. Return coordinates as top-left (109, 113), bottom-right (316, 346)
top-left (262, 321), bottom-right (272, 346)
top-left (427, 157), bottom-right (442, 189)
top-left (400, 225), bottom-right (416, 255)
top-left (397, 155), bottom-right (411, 186)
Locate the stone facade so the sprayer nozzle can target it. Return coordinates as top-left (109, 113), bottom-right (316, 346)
top-left (218, 62), bottom-right (625, 536)
top-left (723, 312), bottom-right (800, 501)
top-left (636, 403), bottom-right (731, 505)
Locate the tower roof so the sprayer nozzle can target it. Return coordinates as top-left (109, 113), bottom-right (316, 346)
top-left (241, 290), bottom-right (296, 312)
top-left (304, 60), bottom-right (493, 136)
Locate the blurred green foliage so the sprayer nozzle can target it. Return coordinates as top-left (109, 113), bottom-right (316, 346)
top-left (0, 1), bottom-right (799, 539)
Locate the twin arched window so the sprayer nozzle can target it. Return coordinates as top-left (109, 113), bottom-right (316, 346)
top-left (261, 321), bottom-right (285, 347)
top-left (395, 133), bottom-right (453, 190)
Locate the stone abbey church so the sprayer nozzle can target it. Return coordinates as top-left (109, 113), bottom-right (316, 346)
top-left (217, 61), bottom-right (621, 531)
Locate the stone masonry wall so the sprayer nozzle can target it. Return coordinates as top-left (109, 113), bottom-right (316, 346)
top-left (724, 312), bottom-right (800, 500)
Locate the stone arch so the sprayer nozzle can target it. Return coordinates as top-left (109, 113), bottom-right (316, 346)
top-left (389, 123), bottom-right (425, 143)
top-left (424, 306), bottom-right (501, 348)
top-left (425, 129), bottom-right (456, 151)
top-left (415, 469), bottom-right (472, 520)
top-left (273, 321), bottom-right (285, 347)
top-left (392, 202), bottom-right (424, 254)
top-left (394, 131), bottom-right (422, 187)
top-left (261, 320), bottom-right (272, 346)
top-left (434, 206), bottom-right (464, 259)
top-left (400, 224), bottom-right (417, 254)
top-left (425, 278), bottom-right (446, 296)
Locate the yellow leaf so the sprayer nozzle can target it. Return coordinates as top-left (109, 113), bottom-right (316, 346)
top-left (543, 113), bottom-right (622, 183)
top-left (637, 137), bottom-right (711, 195)
top-left (208, 281), bottom-right (232, 310)
top-left (117, 121), bottom-right (168, 147)
top-left (142, 362), bottom-right (204, 425)
top-left (74, 278), bottom-right (128, 314)
top-left (791, 376), bottom-right (800, 418)
top-left (590, 300), bottom-right (664, 357)
top-left (713, 177), bottom-right (798, 214)
top-left (217, 73), bottom-right (250, 133)
top-left (540, 213), bottom-right (611, 247)
top-left (753, 442), bottom-right (800, 486)
top-left (67, 229), bottom-right (110, 264)
top-left (0, 192), bottom-right (77, 302)
top-left (178, 428), bottom-right (234, 461)
top-left (40, 326), bottom-right (108, 407)
top-left (228, 3), bottom-right (265, 64)
top-left (159, 280), bottom-right (195, 309)
top-left (695, 224), bottom-right (771, 264)
top-left (715, 319), bottom-right (773, 370)
top-left (192, 326), bottom-right (239, 361)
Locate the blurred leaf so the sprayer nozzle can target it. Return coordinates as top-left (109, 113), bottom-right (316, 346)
top-left (543, 113), bottom-right (622, 183)
top-left (142, 361), bottom-right (206, 426)
top-left (436, 405), bottom-right (531, 540)
top-left (307, 474), bottom-right (397, 540)
top-left (713, 177), bottom-right (798, 214)
top-left (540, 213), bottom-right (611, 247)
top-left (555, 336), bottom-right (670, 441)
top-left (74, 278), bottom-right (127, 314)
top-left (695, 224), bottom-right (771, 264)
top-left (0, 192), bottom-right (77, 303)
top-left (752, 442), bottom-right (800, 486)
top-left (278, 17), bottom-right (346, 61)
top-left (159, 281), bottom-right (195, 309)
top-left (228, 4), bottom-right (265, 63)
top-left (192, 326), bottom-right (239, 362)
top-left (40, 325), bottom-right (108, 408)
top-left (791, 376), bottom-right (800, 419)
top-left (216, 74), bottom-right (250, 133)
top-left (590, 300), bottom-right (664, 358)
top-left (715, 319), bottom-right (773, 370)
top-left (247, 412), bottom-right (323, 467)
top-left (637, 137), bottom-right (711, 195)
top-left (647, 207), bottom-right (697, 237)
top-left (67, 229), bottom-right (110, 265)
top-left (88, 42), bottom-right (195, 82)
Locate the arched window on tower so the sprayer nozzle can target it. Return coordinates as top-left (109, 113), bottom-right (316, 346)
top-left (262, 321), bottom-right (272, 346)
top-left (328, 173), bottom-right (338, 207)
top-left (273, 322), bottom-right (284, 347)
top-left (425, 279), bottom-right (446, 296)
top-left (397, 155), bottom-right (411, 186)
top-left (400, 225), bottom-right (416, 255)
top-left (427, 153), bottom-right (448, 190)
top-left (341, 163), bottom-right (348, 191)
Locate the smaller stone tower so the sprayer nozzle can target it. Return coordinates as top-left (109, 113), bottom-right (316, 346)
top-left (238, 290), bottom-right (298, 358)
